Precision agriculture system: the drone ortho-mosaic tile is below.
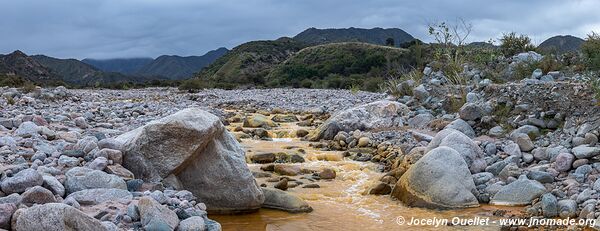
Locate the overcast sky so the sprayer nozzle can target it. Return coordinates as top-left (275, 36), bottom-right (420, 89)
top-left (1, 0), bottom-right (599, 59)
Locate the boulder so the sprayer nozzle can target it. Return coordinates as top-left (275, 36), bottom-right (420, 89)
top-left (1, 169), bottom-right (43, 194)
top-left (64, 167), bottom-right (127, 194)
top-left (177, 216), bottom-right (205, 231)
top-left (261, 188), bottom-right (312, 213)
top-left (14, 203), bottom-right (107, 231)
top-left (0, 203), bottom-right (16, 230)
top-left (243, 114), bottom-right (277, 128)
top-left (138, 196), bottom-right (179, 231)
top-left (311, 100), bottom-right (408, 140)
top-left (541, 193), bottom-right (558, 218)
top-left (21, 186), bottom-right (57, 206)
top-left (428, 129), bottom-right (486, 173)
top-left (116, 108), bottom-right (264, 213)
top-left (391, 147), bottom-right (479, 209)
top-left (459, 103), bottom-right (486, 121)
top-left (490, 176), bottom-right (545, 206)
top-left (444, 119), bottom-right (476, 138)
top-left (554, 153), bottom-right (575, 172)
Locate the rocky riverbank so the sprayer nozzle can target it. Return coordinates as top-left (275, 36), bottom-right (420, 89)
top-left (1, 79), bottom-right (600, 230)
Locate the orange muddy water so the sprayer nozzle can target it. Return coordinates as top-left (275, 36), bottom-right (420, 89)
top-left (211, 115), bottom-right (521, 231)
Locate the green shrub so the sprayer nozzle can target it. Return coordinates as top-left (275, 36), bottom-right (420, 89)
top-left (581, 32), bottom-right (600, 71)
top-left (21, 82), bottom-right (37, 93)
top-left (499, 32), bottom-right (536, 57)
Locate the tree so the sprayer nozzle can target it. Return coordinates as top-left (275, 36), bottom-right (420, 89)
top-left (581, 31), bottom-right (600, 71)
top-left (385, 38), bottom-right (395, 47)
top-left (499, 32), bottom-right (536, 57)
top-left (427, 18), bottom-right (472, 76)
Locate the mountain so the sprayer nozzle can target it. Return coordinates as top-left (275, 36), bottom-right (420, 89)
top-left (0, 50), bottom-right (63, 85)
top-left (136, 47), bottom-right (229, 80)
top-left (32, 55), bottom-right (103, 84)
top-left (293, 27), bottom-right (414, 47)
top-left (189, 38), bottom-right (307, 88)
top-left (82, 58), bottom-right (153, 74)
top-left (538, 35), bottom-right (585, 54)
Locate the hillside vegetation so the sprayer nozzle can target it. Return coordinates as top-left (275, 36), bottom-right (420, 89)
top-left (266, 42), bottom-right (414, 91)
top-left (183, 41), bottom-right (416, 91)
top-left (185, 37), bottom-right (307, 89)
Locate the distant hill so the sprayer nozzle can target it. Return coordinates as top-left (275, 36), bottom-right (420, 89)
top-left (32, 55), bottom-right (160, 86)
top-left (0, 50), bottom-right (63, 85)
top-left (293, 27), bottom-right (414, 47)
top-left (184, 41), bottom-right (415, 91)
top-left (82, 58), bottom-right (153, 74)
top-left (136, 47), bottom-right (228, 80)
top-left (192, 38), bottom-right (307, 88)
top-left (266, 42), bottom-right (414, 90)
top-left (538, 35), bottom-right (584, 54)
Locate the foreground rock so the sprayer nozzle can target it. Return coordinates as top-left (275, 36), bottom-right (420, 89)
top-left (261, 188), bottom-right (313, 213)
top-left (14, 203), bottom-right (107, 231)
top-left (311, 100), bottom-right (409, 140)
top-left (64, 167), bottom-right (127, 194)
top-left (138, 196), bottom-right (179, 231)
top-left (427, 129), bottom-right (486, 173)
top-left (490, 176), bottom-right (546, 206)
top-left (117, 108), bottom-right (264, 213)
top-left (391, 147), bottom-right (479, 209)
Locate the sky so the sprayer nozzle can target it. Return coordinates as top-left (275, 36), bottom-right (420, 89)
top-left (1, 0), bottom-right (599, 59)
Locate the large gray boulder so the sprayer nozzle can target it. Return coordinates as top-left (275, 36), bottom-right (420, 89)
top-left (391, 147), bottom-right (479, 209)
top-left (14, 203), bottom-right (107, 231)
top-left (427, 129), bottom-right (486, 173)
top-left (117, 108), bottom-right (264, 213)
top-left (311, 100), bottom-right (408, 140)
top-left (64, 167), bottom-right (127, 194)
top-left (490, 176), bottom-right (545, 206)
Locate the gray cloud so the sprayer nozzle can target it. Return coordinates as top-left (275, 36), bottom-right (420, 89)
top-left (1, 0), bottom-right (598, 59)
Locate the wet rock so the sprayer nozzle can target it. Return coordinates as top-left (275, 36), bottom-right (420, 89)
top-left (271, 114), bottom-right (298, 123)
top-left (391, 147), bottom-right (479, 209)
top-left (116, 108), bottom-right (264, 213)
top-left (250, 153), bottom-right (276, 164)
top-left (0, 168), bottom-right (43, 194)
top-left (66, 188), bottom-right (132, 205)
top-left (261, 188), bottom-right (312, 213)
top-left (274, 178), bottom-right (288, 191)
top-left (490, 176), bottom-right (545, 206)
top-left (368, 182), bottom-right (392, 195)
top-left (138, 196), bottom-right (179, 231)
top-left (274, 164), bottom-right (301, 176)
top-left (243, 114), bottom-right (277, 128)
top-left (14, 203), bottom-right (106, 231)
top-left (318, 168), bottom-right (336, 180)
top-left (64, 167), bottom-right (127, 194)
top-left (21, 186), bottom-right (57, 206)
top-left (357, 137), bottom-right (370, 147)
